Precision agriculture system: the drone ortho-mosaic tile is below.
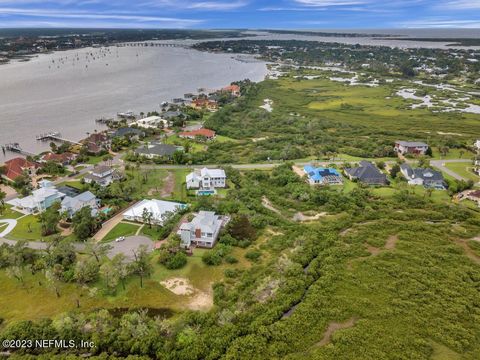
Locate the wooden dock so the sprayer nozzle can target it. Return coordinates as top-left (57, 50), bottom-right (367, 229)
top-left (36, 132), bottom-right (82, 145)
top-left (2, 143), bottom-right (37, 157)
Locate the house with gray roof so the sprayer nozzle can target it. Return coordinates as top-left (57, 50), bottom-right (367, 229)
top-left (113, 127), bottom-right (145, 139)
top-left (400, 164), bottom-right (446, 190)
top-left (344, 161), bottom-right (388, 186)
top-left (178, 211), bottom-right (227, 248)
top-left (394, 141), bottom-right (429, 155)
top-left (84, 165), bottom-right (123, 187)
top-left (61, 191), bottom-right (100, 218)
top-left (135, 142), bottom-right (183, 159)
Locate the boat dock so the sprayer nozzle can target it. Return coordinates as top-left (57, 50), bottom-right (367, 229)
top-left (2, 143), bottom-right (37, 157)
top-left (36, 132), bottom-right (82, 145)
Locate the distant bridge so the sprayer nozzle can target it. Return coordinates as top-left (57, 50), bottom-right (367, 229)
top-left (116, 42), bottom-right (186, 48)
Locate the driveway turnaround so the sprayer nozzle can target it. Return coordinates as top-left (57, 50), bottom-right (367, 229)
top-left (0, 219), bottom-right (17, 238)
top-left (107, 236), bottom-right (154, 261)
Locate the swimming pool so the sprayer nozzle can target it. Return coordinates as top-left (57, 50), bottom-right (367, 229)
top-left (197, 190), bottom-right (216, 196)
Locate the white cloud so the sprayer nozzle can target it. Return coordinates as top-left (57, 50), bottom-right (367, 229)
top-left (141, 0), bottom-right (248, 11)
top-left (437, 0), bottom-right (480, 9)
top-left (397, 18), bottom-right (480, 28)
top-left (0, 7), bottom-right (203, 26)
top-left (293, 0), bottom-right (369, 6)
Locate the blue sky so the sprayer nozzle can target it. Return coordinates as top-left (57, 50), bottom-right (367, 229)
top-left (0, 0), bottom-right (479, 29)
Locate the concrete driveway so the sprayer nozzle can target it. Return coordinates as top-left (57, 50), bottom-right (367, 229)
top-left (0, 219), bottom-right (17, 237)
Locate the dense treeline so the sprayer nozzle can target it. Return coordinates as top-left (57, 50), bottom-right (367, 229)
top-left (1, 165), bottom-right (479, 359)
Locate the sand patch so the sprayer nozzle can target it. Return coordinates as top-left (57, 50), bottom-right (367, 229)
top-left (292, 165), bottom-right (305, 178)
top-left (385, 235), bottom-right (398, 250)
top-left (316, 317), bottom-right (357, 347)
top-left (161, 277), bottom-right (214, 311)
top-left (161, 277), bottom-right (195, 296)
top-left (366, 245), bottom-right (381, 255)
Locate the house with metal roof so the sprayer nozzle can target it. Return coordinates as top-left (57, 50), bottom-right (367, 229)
top-left (344, 161), bottom-right (388, 186)
top-left (304, 165), bottom-right (343, 185)
top-left (61, 191), bottom-right (100, 218)
top-left (400, 164), bottom-right (446, 190)
top-left (123, 199), bottom-right (187, 225)
top-left (7, 180), bottom-right (65, 214)
top-left (178, 211), bottom-right (226, 248)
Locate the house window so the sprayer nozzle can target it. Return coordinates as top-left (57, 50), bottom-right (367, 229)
top-left (207, 233), bottom-right (213, 237)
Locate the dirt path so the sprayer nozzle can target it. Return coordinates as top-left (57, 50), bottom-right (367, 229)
top-left (292, 165), bottom-right (305, 178)
top-left (316, 317), bottom-right (357, 347)
top-left (455, 239), bottom-right (480, 265)
top-left (293, 212), bottom-right (327, 222)
top-left (161, 277), bottom-right (213, 311)
top-left (262, 196), bottom-right (282, 215)
top-left (160, 171), bottom-right (175, 197)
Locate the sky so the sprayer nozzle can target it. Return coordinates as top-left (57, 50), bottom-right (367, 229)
top-left (0, 0), bottom-right (479, 29)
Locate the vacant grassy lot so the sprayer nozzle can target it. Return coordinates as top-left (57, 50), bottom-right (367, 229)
top-left (445, 162), bottom-right (480, 182)
top-left (102, 222), bottom-right (141, 242)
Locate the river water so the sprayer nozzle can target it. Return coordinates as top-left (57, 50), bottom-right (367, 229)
top-left (0, 44), bottom-right (268, 162)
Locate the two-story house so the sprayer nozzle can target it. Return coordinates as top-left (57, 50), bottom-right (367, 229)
top-left (394, 141), bottom-right (429, 156)
top-left (400, 164), bottom-right (446, 190)
top-left (186, 168), bottom-right (226, 190)
top-left (61, 191), bottom-right (101, 218)
top-left (7, 180), bottom-right (65, 214)
top-left (84, 165), bottom-right (122, 187)
top-left (179, 211), bottom-right (226, 248)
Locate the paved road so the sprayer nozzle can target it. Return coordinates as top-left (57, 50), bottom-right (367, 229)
top-left (430, 159), bottom-right (472, 181)
top-left (0, 235), bottom-right (152, 262)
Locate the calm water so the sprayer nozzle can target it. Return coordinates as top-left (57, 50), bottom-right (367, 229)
top-left (0, 44), bottom-right (268, 162)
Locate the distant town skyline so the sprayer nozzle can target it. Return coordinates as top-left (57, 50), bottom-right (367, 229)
top-left (0, 0), bottom-right (479, 29)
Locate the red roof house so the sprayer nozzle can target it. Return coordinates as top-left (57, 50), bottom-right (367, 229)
top-left (179, 128), bottom-right (216, 140)
top-left (2, 157), bottom-right (39, 182)
top-left (222, 84), bottom-right (241, 97)
top-left (40, 152), bottom-right (77, 165)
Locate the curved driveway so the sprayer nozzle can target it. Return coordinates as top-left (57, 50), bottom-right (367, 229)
top-left (0, 219), bottom-right (17, 238)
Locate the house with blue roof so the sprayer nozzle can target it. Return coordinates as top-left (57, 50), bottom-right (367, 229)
top-left (304, 166), bottom-right (343, 186)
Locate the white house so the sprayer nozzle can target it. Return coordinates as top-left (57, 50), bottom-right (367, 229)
top-left (394, 141), bottom-right (429, 155)
top-left (7, 180), bottom-right (65, 214)
top-left (186, 168), bottom-right (226, 190)
top-left (134, 116), bottom-right (169, 129)
top-left (61, 191), bottom-right (100, 218)
top-left (178, 211), bottom-right (226, 248)
top-left (123, 199), bottom-right (187, 225)
top-left (475, 140), bottom-right (480, 151)
top-left (84, 165), bottom-right (122, 187)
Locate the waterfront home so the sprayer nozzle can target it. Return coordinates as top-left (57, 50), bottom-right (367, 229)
top-left (83, 132), bottom-right (111, 152)
top-left (40, 152), bottom-right (77, 166)
top-left (186, 168), bottom-right (226, 190)
top-left (112, 127), bottom-right (145, 140)
top-left (400, 164), bottom-right (446, 190)
top-left (2, 157), bottom-right (39, 182)
top-left (304, 165), bottom-right (343, 185)
top-left (7, 180), bottom-right (64, 214)
top-left (135, 142), bottom-right (182, 159)
top-left (189, 98), bottom-right (218, 111)
top-left (123, 199), bottom-right (187, 225)
top-left (179, 128), bottom-right (216, 141)
top-left (161, 110), bottom-right (185, 120)
top-left (344, 161), bottom-right (388, 185)
top-left (178, 211), bottom-right (226, 248)
top-left (84, 165), bottom-right (122, 187)
top-left (394, 141), bottom-right (429, 156)
top-left (222, 84), bottom-right (241, 97)
top-left (61, 191), bottom-right (100, 218)
top-left (134, 116), bottom-right (169, 129)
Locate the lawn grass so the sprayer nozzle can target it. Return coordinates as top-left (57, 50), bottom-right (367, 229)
top-left (124, 168), bottom-right (169, 200)
top-left (168, 169), bottom-right (190, 202)
top-left (444, 162), bottom-right (479, 182)
top-left (0, 206), bottom-right (23, 220)
top-left (5, 215), bottom-right (53, 241)
top-left (102, 222), bottom-right (141, 243)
